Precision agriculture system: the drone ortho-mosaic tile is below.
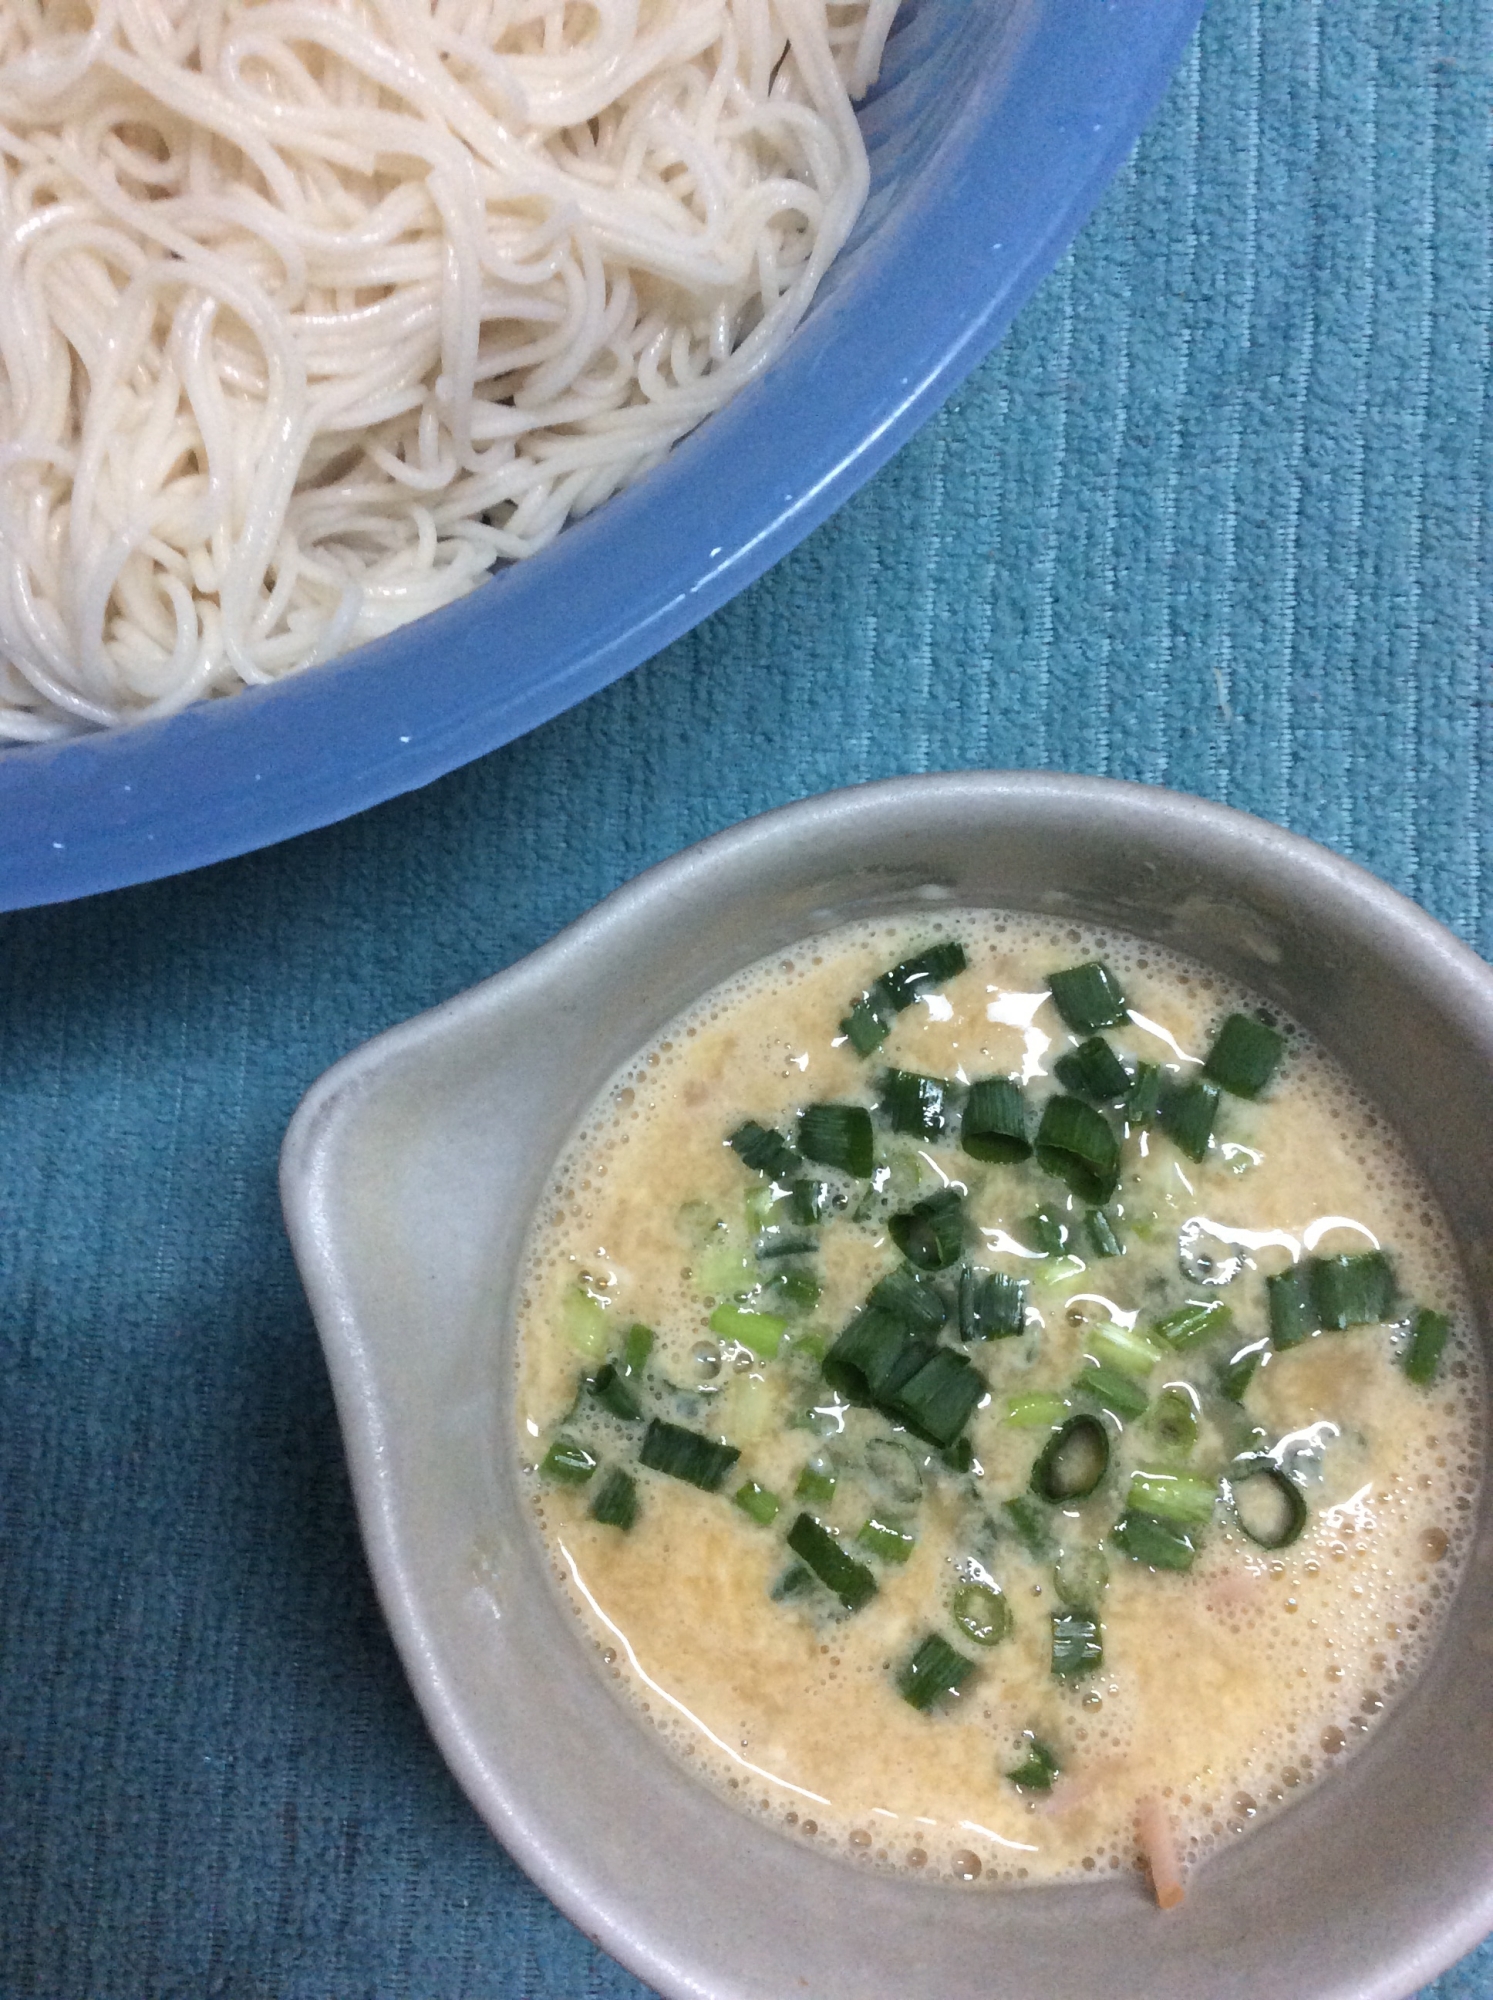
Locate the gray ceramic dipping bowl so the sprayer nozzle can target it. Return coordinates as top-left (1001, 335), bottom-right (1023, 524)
top-left (280, 772), bottom-right (1493, 2000)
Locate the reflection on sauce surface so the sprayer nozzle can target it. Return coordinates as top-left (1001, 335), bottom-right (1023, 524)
top-left (514, 913), bottom-right (1482, 1892)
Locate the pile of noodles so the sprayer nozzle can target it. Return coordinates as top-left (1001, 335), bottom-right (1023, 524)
top-left (0, 0), bottom-right (898, 740)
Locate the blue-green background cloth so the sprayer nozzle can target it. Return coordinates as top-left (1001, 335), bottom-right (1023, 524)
top-left (2, 0), bottom-right (1490, 1992)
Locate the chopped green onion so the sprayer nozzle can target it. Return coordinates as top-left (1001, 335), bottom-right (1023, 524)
top-left (728, 1120), bottom-right (800, 1181)
top-left (771, 1563), bottom-right (816, 1601)
top-left (1404, 1307), bottom-right (1450, 1387)
top-left (1229, 1466), bottom-right (1307, 1548)
top-left (1051, 1611), bottom-right (1103, 1679)
top-left (795, 1456), bottom-right (837, 1506)
top-left (841, 987), bottom-right (898, 1056)
top-left (744, 1184), bottom-right (780, 1230)
top-left (1087, 1319), bottom-right (1164, 1378)
top-left (940, 1436), bottom-right (976, 1474)
top-left (1312, 1250), bottom-right (1395, 1329)
top-left (1126, 1062), bottom-right (1163, 1124)
top-left (1203, 1013), bottom-right (1286, 1099)
top-left (1053, 1544), bottom-right (1109, 1615)
top-left (960, 1077), bottom-right (1032, 1163)
top-left (889, 1188), bottom-right (966, 1270)
top-left (798, 1102), bottom-right (874, 1179)
top-left (734, 1480), bottom-right (781, 1526)
top-left (758, 1268), bottom-right (820, 1317)
top-left (753, 1229), bottom-right (818, 1262)
top-left (869, 1264), bottom-right (949, 1332)
top-left (952, 1581), bottom-right (1012, 1646)
top-left (1127, 1468), bottom-right (1218, 1526)
top-left (1004, 1391), bottom-right (1070, 1429)
top-left (589, 1468), bottom-right (638, 1529)
top-left (879, 1068), bottom-right (952, 1139)
top-left (621, 1323), bottom-right (655, 1375)
top-left (1267, 1264), bottom-right (1317, 1349)
top-left (588, 1362), bottom-right (643, 1422)
top-left (1024, 1205), bottom-right (1072, 1256)
top-left (788, 1177), bottom-right (835, 1225)
top-left (1048, 962), bottom-right (1128, 1033)
top-left (1083, 1208), bottom-right (1124, 1260)
top-left (1053, 1035), bottom-right (1132, 1103)
top-left (540, 1436), bottom-right (598, 1484)
top-left (898, 1632), bottom-right (977, 1710)
top-left (1218, 1337), bottom-right (1270, 1402)
top-left (959, 1268), bottom-right (1028, 1340)
top-left (840, 944), bottom-right (969, 1055)
top-left (821, 1308), bottom-right (932, 1407)
top-left (786, 1512), bottom-right (877, 1612)
top-left (1112, 1509), bottom-right (1197, 1571)
top-left (1158, 1077), bottom-right (1220, 1162)
top-left (1030, 1415), bottom-right (1110, 1502)
top-left (865, 1436), bottom-right (925, 1503)
top-left (1075, 1362), bottom-right (1150, 1419)
top-left (562, 1288), bottom-right (611, 1359)
top-left (1006, 1734), bottom-right (1061, 1790)
top-left (1149, 1385), bottom-right (1200, 1455)
top-left (1003, 1493), bottom-right (1055, 1558)
top-left (639, 1419), bottom-right (740, 1492)
top-left (1152, 1299), bottom-right (1233, 1350)
top-left (708, 1300), bottom-right (787, 1359)
top-left (857, 1515), bottom-right (916, 1564)
top-left (888, 1346), bottom-right (986, 1448)
top-left (1035, 1096), bottom-right (1121, 1204)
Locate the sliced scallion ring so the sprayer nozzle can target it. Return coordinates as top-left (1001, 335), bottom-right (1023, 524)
top-left (1034, 1095), bottom-right (1121, 1204)
top-left (1229, 1466), bottom-right (1307, 1549)
top-left (1030, 1414), bottom-right (1110, 1502)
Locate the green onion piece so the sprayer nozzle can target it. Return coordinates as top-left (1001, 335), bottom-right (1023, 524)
top-left (888, 1346), bottom-right (986, 1448)
top-left (1126, 1062), bottom-right (1163, 1124)
top-left (639, 1419), bottom-right (740, 1492)
top-left (786, 1512), bottom-right (878, 1612)
top-left (1051, 1611), bottom-right (1103, 1679)
top-left (865, 1436), bottom-right (925, 1502)
top-left (1074, 1362), bottom-right (1150, 1420)
top-left (753, 1229), bottom-right (818, 1262)
top-left (1203, 1013), bottom-right (1286, 1099)
top-left (1003, 1493), bottom-right (1055, 1558)
top-left (1006, 1734), bottom-right (1061, 1790)
top-left (728, 1120), bottom-right (800, 1181)
top-left (1312, 1250), bottom-right (1395, 1329)
top-left (1035, 1096), bottom-right (1121, 1204)
top-left (1127, 1468), bottom-right (1218, 1526)
top-left (1084, 1208), bottom-right (1124, 1260)
top-left (1030, 1414), bottom-right (1110, 1502)
top-left (1024, 1205), bottom-right (1072, 1256)
top-left (1229, 1466), bottom-right (1307, 1549)
top-left (1268, 1264), bottom-right (1318, 1349)
top-left (540, 1436), bottom-right (598, 1484)
top-left (841, 986), bottom-right (898, 1056)
top-left (882, 942), bottom-right (969, 1009)
top-left (879, 1068), bottom-right (952, 1139)
top-left (889, 1188), bottom-right (966, 1270)
top-left (1149, 1385), bottom-right (1200, 1454)
top-left (1153, 1299), bottom-right (1233, 1349)
top-left (588, 1362), bottom-right (643, 1422)
top-left (1053, 1545), bottom-right (1109, 1615)
top-left (621, 1323), bottom-right (655, 1375)
top-left (795, 1456), bottom-right (837, 1506)
top-left (941, 1436), bottom-right (976, 1474)
top-left (898, 1632), bottom-right (977, 1710)
top-left (798, 1102), bottom-right (874, 1179)
top-left (1404, 1307), bottom-right (1451, 1386)
top-left (734, 1480), bottom-right (780, 1526)
top-left (562, 1288), bottom-right (611, 1359)
top-left (1218, 1337), bottom-right (1270, 1402)
top-left (1158, 1077), bottom-right (1220, 1162)
top-left (952, 1581), bottom-right (1012, 1646)
top-left (821, 1308), bottom-right (933, 1408)
top-left (1088, 1319), bottom-right (1164, 1378)
top-left (857, 1515), bottom-right (916, 1564)
top-left (870, 1264), bottom-right (949, 1332)
top-left (1053, 1036), bottom-right (1132, 1103)
top-left (589, 1467), bottom-right (638, 1529)
top-left (1004, 1391), bottom-right (1070, 1429)
top-left (708, 1300), bottom-right (787, 1359)
top-left (960, 1077), bottom-right (1032, 1163)
top-left (788, 1177), bottom-right (835, 1225)
top-left (758, 1268), bottom-right (820, 1317)
top-left (771, 1563), bottom-right (816, 1601)
top-left (1112, 1509), bottom-right (1197, 1571)
top-left (960, 1268), bottom-right (1029, 1340)
top-left (1048, 962), bottom-right (1128, 1033)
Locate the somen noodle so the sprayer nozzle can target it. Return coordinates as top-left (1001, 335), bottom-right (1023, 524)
top-left (0, 0), bottom-right (897, 740)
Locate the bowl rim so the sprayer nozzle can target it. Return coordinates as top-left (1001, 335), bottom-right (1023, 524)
top-left (0, 0), bottom-right (1207, 913)
top-left (282, 771), bottom-right (1493, 2000)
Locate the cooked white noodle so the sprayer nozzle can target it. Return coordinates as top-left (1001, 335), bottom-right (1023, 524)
top-left (0, 0), bottom-right (894, 740)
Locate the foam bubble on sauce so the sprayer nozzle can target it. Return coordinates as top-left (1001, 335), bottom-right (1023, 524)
top-left (514, 909), bottom-right (1483, 1891)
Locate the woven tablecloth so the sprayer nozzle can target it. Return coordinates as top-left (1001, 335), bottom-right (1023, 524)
top-left (2, 1), bottom-right (1490, 1993)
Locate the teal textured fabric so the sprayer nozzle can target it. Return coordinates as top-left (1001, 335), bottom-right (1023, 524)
top-left (0, 0), bottom-right (1489, 1994)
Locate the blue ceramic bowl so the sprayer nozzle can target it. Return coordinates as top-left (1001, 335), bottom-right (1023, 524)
top-left (0, 0), bottom-right (1204, 910)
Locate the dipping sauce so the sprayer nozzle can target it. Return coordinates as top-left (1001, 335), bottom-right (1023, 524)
top-left (514, 914), bottom-right (1482, 1896)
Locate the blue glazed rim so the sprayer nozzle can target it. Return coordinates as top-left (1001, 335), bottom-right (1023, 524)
top-left (0, 0), bottom-right (1205, 912)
